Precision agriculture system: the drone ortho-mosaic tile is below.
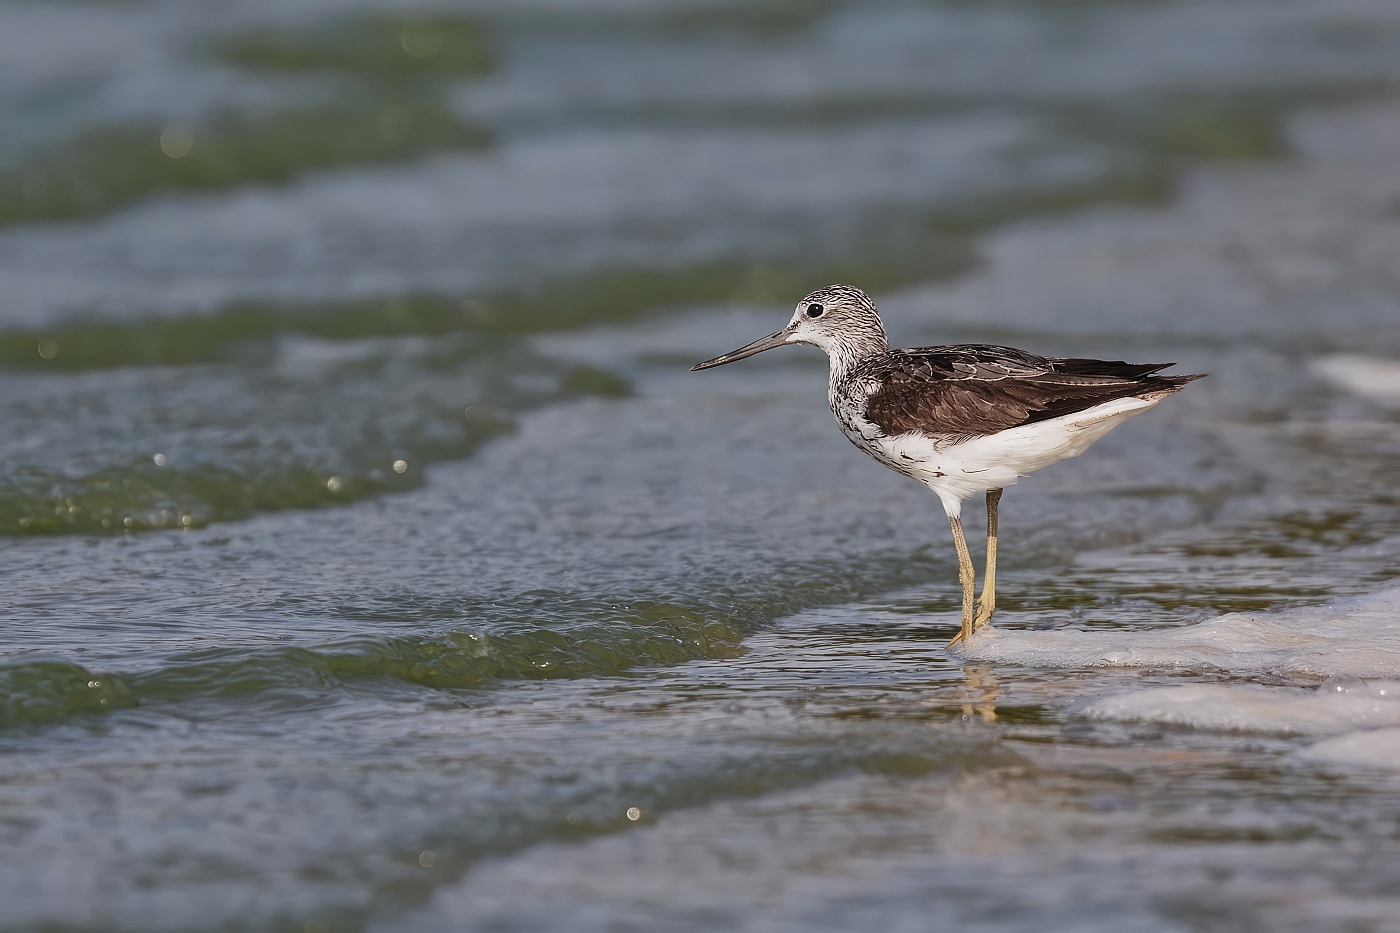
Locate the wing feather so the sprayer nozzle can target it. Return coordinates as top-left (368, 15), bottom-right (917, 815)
top-left (859, 347), bottom-right (1202, 438)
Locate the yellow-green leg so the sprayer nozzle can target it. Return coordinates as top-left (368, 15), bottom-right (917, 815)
top-left (945, 514), bottom-right (977, 647)
top-left (974, 488), bottom-right (1002, 631)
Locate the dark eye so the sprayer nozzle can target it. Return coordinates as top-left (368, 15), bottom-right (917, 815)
top-left (805, 303), bottom-right (824, 318)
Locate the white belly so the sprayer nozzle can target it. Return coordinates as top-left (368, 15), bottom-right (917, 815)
top-left (842, 395), bottom-right (1164, 517)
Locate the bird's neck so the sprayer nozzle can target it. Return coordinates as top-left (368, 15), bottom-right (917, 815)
top-left (821, 330), bottom-right (889, 385)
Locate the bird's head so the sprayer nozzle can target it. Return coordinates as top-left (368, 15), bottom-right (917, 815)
top-left (690, 284), bottom-right (888, 371)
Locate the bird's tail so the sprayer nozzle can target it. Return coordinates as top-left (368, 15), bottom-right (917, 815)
top-left (1138, 372), bottom-right (1207, 397)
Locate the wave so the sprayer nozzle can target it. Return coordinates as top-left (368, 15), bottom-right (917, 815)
top-left (0, 550), bottom-right (950, 728)
top-left (0, 658), bottom-right (137, 728)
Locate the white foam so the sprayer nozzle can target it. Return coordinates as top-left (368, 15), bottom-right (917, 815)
top-left (957, 582), bottom-right (1400, 680)
top-left (1298, 727), bottom-right (1400, 768)
top-left (960, 583), bottom-right (1400, 766)
top-left (1312, 354), bottom-right (1400, 405)
top-left (1079, 681), bottom-right (1400, 736)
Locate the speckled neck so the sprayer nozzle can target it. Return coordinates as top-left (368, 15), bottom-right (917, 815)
top-left (822, 328), bottom-right (889, 390)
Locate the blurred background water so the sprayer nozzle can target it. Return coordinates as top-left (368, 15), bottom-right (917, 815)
top-left (2, 0), bottom-right (1400, 930)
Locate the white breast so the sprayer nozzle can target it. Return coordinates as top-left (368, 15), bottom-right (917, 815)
top-left (835, 394), bottom-right (1165, 518)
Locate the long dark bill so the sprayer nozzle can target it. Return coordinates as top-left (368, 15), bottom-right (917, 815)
top-left (689, 329), bottom-right (792, 371)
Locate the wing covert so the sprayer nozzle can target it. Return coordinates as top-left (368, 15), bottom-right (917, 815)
top-left (859, 348), bottom-right (1192, 438)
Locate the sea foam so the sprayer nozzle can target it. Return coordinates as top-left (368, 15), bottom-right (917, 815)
top-left (958, 582), bottom-right (1400, 766)
top-left (959, 582), bottom-right (1400, 679)
top-left (1312, 354), bottom-right (1400, 405)
top-left (1079, 681), bottom-right (1400, 736)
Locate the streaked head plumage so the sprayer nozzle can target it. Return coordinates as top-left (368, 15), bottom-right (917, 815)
top-left (689, 284), bottom-right (889, 372)
top-left (786, 284), bottom-right (884, 342)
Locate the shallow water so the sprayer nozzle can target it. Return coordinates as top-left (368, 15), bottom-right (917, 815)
top-left (2, 1), bottom-right (1400, 930)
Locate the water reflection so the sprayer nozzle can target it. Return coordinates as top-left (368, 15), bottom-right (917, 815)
top-left (959, 665), bottom-right (1001, 724)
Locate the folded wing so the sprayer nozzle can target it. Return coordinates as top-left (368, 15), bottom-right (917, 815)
top-left (861, 346), bottom-right (1204, 439)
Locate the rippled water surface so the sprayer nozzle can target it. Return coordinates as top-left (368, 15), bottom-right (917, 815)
top-left (3, 0), bottom-right (1400, 930)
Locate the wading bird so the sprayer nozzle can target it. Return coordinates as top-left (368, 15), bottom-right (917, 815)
top-left (691, 285), bottom-right (1203, 646)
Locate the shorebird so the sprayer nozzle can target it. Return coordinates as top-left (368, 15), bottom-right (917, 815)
top-left (691, 285), bottom-right (1203, 646)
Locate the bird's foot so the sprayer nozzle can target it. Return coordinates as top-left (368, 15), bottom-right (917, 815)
top-left (950, 622), bottom-right (993, 650)
top-left (949, 609), bottom-right (995, 648)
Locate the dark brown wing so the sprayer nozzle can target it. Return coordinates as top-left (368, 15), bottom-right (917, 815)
top-left (860, 346), bottom-right (1203, 438)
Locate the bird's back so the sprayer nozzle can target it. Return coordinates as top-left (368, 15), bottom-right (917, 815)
top-left (839, 344), bottom-right (1203, 441)
top-left (828, 344), bottom-right (1204, 513)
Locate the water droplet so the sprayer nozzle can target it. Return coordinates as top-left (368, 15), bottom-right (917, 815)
top-left (400, 26), bottom-right (444, 59)
top-left (159, 126), bottom-right (194, 159)
top-left (180, 514), bottom-right (193, 527)
top-left (417, 850), bottom-right (436, 868)
top-left (376, 106), bottom-right (409, 143)
top-left (326, 475), bottom-right (344, 493)
top-left (626, 807), bottom-right (642, 821)
top-left (37, 339), bottom-right (58, 360)
top-left (153, 453), bottom-right (168, 467)
top-left (566, 811), bottom-right (583, 826)
top-left (393, 459), bottom-right (409, 474)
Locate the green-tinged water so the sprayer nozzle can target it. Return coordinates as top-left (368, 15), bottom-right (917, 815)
top-left (219, 15), bottom-right (496, 80)
top-left (2, 1), bottom-right (1400, 930)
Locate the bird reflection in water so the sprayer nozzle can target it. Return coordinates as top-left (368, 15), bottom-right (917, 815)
top-left (959, 664), bottom-right (1001, 723)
